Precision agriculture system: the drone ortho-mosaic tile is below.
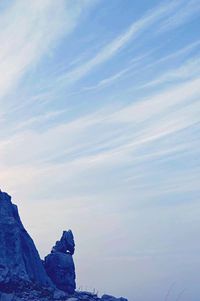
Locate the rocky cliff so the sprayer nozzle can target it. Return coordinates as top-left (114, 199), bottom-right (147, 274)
top-left (0, 190), bottom-right (52, 291)
top-left (0, 190), bottom-right (128, 301)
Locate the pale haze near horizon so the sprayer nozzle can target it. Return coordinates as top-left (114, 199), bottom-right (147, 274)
top-left (0, 1), bottom-right (200, 300)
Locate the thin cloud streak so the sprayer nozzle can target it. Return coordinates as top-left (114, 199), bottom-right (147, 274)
top-left (83, 40), bottom-right (200, 92)
top-left (56, 1), bottom-right (181, 85)
top-left (0, 0), bottom-right (94, 102)
top-left (140, 56), bottom-right (200, 88)
top-left (158, 0), bottom-right (200, 32)
top-left (0, 76), bottom-right (199, 170)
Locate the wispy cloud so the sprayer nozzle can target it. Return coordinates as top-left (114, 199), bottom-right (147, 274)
top-left (56, 1), bottom-right (181, 85)
top-left (158, 0), bottom-right (200, 32)
top-left (0, 0), bottom-right (92, 102)
top-left (140, 56), bottom-right (200, 88)
top-left (82, 40), bottom-right (200, 92)
top-left (0, 76), bottom-right (199, 171)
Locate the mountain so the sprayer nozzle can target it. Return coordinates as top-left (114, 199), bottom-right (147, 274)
top-left (0, 190), bottom-right (128, 301)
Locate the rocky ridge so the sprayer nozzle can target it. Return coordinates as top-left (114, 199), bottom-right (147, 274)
top-left (0, 190), bottom-right (128, 301)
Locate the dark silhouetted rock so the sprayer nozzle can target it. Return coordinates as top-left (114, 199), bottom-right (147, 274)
top-left (53, 289), bottom-right (68, 300)
top-left (73, 291), bottom-right (99, 300)
top-left (44, 231), bottom-right (76, 294)
top-left (52, 230), bottom-right (75, 255)
top-left (0, 190), bottom-right (52, 292)
top-left (101, 295), bottom-right (128, 301)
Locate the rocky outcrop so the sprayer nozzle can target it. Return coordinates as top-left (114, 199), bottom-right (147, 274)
top-left (71, 291), bottom-right (127, 301)
top-left (0, 190), bottom-right (52, 292)
top-left (101, 295), bottom-right (128, 301)
top-left (0, 291), bottom-right (128, 301)
top-left (44, 231), bottom-right (76, 294)
top-left (0, 190), bottom-right (128, 301)
top-left (51, 231), bottom-right (75, 255)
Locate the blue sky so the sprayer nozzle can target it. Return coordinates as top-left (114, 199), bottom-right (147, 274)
top-left (0, 0), bottom-right (200, 300)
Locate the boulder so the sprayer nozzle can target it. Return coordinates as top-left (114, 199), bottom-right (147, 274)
top-left (52, 230), bottom-right (75, 255)
top-left (0, 190), bottom-right (52, 292)
top-left (101, 295), bottom-right (128, 301)
top-left (44, 231), bottom-right (76, 294)
top-left (73, 291), bottom-right (99, 300)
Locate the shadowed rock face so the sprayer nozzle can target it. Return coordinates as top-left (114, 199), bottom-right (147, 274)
top-left (101, 295), bottom-right (128, 301)
top-left (0, 191), bottom-right (52, 291)
top-left (44, 231), bottom-right (76, 294)
top-left (52, 230), bottom-right (75, 255)
top-left (44, 252), bottom-right (75, 293)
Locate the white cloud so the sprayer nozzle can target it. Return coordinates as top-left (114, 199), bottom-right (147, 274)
top-left (141, 56), bottom-right (200, 88)
top-left (158, 0), bottom-right (200, 32)
top-left (56, 1), bottom-right (181, 85)
top-left (0, 0), bottom-right (92, 101)
top-left (109, 77), bottom-right (200, 123)
top-left (0, 77), bottom-right (199, 184)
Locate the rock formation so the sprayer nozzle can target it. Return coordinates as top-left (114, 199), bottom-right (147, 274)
top-left (0, 190), bottom-right (52, 292)
top-left (51, 230), bottom-right (75, 255)
top-left (44, 231), bottom-right (76, 294)
top-left (0, 190), bottom-right (128, 301)
top-left (101, 295), bottom-right (128, 301)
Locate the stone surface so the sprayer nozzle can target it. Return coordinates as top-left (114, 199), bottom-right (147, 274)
top-left (101, 295), bottom-right (128, 301)
top-left (73, 291), bottom-right (99, 301)
top-left (44, 232), bottom-right (76, 294)
top-left (0, 191), bottom-right (52, 292)
top-left (53, 289), bottom-right (68, 300)
top-left (0, 293), bottom-right (14, 301)
top-left (52, 231), bottom-right (75, 255)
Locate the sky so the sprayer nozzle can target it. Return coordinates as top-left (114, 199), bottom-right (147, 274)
top-left (0, 0), bottom-right (200, 300)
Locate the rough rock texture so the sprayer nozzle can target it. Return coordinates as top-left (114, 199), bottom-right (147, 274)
top-left (44, 231), bottom-right (76, 294)
top-left (0, 291), bottom-right (128, 301)
top-left (52, 231), bottom-right (75, 255)
top-left (101, 294), bottom-right (128, 301)
top-left (0, 191), bottom-right (52, 291)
